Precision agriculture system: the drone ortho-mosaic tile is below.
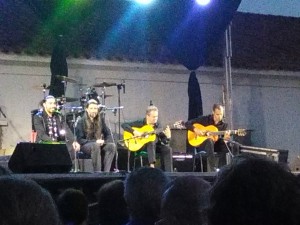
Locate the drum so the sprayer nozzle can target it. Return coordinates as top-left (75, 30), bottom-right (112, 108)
top-left (80, 87), bottom-right (100, 107)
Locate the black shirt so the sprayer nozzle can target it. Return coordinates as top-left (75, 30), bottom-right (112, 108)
top-left (185, 115), bottom-right (227, 132)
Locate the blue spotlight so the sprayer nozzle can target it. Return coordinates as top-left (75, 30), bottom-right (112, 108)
top-left (134, 0), bottom-right (154, 5)
top-left (196, 0), bottom-right (211, 6)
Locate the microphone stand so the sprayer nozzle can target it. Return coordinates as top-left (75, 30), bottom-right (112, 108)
top-left (116, 81), bottom-right (125, 140)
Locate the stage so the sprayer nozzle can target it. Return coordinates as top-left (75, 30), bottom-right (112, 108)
top-left (12, 171), bottom-right (217, 196)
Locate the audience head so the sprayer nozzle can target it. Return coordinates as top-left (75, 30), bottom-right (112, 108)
top-left (209, 154), bottom-right (300, 225)
top-left (56, 188), bottom-right (89, 225)
top-left (158, 176), bottom-right (211, 225)
top-left (124, 167), bottom-right (170, 223)
top-left (0, 176), bottom-right (60, 225)
top-left (0, 165), bottom-right (11, 175)
top-left (97, 180), bottom-right (129, 225)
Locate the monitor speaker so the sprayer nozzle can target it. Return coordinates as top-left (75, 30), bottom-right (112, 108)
top-left (170, 129), bottom-right (187, 153)
top-left (8, 142), bottom-right (72, 173)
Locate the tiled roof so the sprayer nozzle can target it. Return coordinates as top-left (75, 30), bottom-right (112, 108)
top-left (0, 1), bottom-right (300, 71)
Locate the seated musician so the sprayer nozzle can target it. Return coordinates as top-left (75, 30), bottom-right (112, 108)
top-left (33, 95), bottom-right (80, 161)
top-left (185, 104), bottom-right (230, 172)
top-left (121, 105), bottom-right (173, 172)
top-left (75, 99), bottom-right (116, 172)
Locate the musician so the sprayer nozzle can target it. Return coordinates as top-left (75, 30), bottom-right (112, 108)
top-left (75, 99), bottom-right (116, 172)
top-left (33, 95), bottom-right (80, 160)
top-left (185, 104), bottom-right (230, 172)
top-left (121, 105), bottom-right (173, 172)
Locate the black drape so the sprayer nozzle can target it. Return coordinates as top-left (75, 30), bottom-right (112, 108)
top-left (49, 35), bottom-right (68, 98)
top-left (188, 71), bottom-right (203, 120)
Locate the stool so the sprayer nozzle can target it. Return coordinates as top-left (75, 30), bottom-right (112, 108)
top-left (193, 150), bottom-right (221, 172)
top-left (76, 151), bottom-right (93, 172)
top-left (133, 150), bottom-right (148, 170)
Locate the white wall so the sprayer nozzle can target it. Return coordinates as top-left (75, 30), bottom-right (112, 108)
top-left (0, 54), bottom-right (299, 164)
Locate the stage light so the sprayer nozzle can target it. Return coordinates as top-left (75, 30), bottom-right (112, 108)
top-left (134, 0), bottom-right (154, 5)
top-left (196, 0), bottom-right (211, 6)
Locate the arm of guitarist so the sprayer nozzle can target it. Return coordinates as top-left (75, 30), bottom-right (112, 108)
top-left (157, 124), bottom-right (171, 145)
top-left (121, 120), bottom-right (145, 137)
top-left (185, 118), bottom-right (206, 136)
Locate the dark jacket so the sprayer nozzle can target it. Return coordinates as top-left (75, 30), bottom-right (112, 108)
top-left (75, 113), bottom-right (113, 146)
top-left (33, 110), bottom-right (74, 143)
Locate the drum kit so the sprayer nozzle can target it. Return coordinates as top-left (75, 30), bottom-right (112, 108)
top-left (33, 75), bottom-right (125, 132)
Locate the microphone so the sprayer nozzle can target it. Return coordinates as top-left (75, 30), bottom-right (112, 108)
top-left (122, 79), bottom-right (125, 94)
top-left (98, 104), bottom-right (106, 108)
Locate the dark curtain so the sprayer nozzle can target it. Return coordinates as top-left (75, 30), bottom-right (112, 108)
top-left (188, 71), bottom-right (203, 120)
top-left (49, 35), bottom-right (68, 98)
top-left (186, 71), bottom-right (203, 154)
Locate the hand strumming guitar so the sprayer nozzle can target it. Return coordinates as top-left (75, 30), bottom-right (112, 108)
top-left (193, 127), bottom-right (208, 136)
top-left (163, 125), bottom-right (171, 139)
top-left (133, 130), bottom-right (144, 137)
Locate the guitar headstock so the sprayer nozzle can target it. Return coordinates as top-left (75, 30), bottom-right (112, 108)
top-left (236, 129), bottom-right (247, 136)
top-left (173, 120), bottom-right (186, 129)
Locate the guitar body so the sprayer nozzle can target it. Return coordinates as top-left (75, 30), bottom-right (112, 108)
top-left (123, 125), bottom-right (157, 151)
top-left (188, 124), bottom-right (219, 147)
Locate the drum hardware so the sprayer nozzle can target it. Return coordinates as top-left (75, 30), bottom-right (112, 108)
top-left (56, 96), bottom-right (78, 103)
top-left (55, 75), bottom-right (78, 83)
top-left (116, 80), bottom-right (125, 139)
top-left (64, 106), bottom-right (83, 111)
top-left (32, 84), bottom-right (53, 90)
top-left (101, 94), bottom-right (113, 98)
top-left (104, 106), bottom-right (124, 116)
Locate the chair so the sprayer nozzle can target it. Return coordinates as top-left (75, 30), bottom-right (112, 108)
top-left (75, 151), bottom-right (93, 172)
top-left (126, 148), bottom-right (150, 171)
top-left (193, 149), bottom-right (221, 172)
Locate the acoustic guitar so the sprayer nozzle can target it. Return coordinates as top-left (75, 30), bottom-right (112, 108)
top-left (123, 125), bottom-right (162, 151)
top-left (188, 123), bottom-right (246, 147)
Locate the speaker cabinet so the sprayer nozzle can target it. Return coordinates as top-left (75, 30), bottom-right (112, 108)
top-left (170, 129), bottom-right (187, 153)
top-left (8, 142), bottom-right (72, 173)
top-left (172, 153), bottom-right (193, 172)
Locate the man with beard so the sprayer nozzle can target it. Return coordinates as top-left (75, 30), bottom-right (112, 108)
top-left (75, 99), bottom-right (116, 172)
top-left (33, 95), bottom-right (80, 160)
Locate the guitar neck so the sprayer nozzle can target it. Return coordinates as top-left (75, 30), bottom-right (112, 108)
top-left (210, 130), bottom-right (236, 136)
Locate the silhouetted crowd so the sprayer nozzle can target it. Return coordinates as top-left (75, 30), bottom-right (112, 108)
top-left (0, 153), bottom-right (300, 225)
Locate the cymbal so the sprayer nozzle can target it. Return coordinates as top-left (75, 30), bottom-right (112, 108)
top-left (77, 83), bottom-right (87, 87)
top-left (56, 96), bottom-right (78, 102)
top-left (93, 82), bottom-right (117, 88)
top-left (55, 75), bottom-right (78, 83)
